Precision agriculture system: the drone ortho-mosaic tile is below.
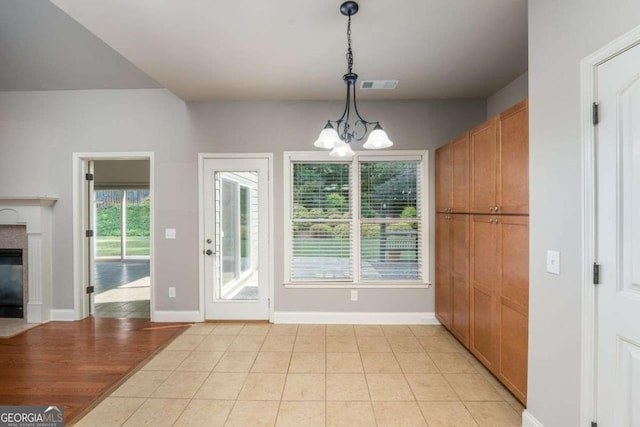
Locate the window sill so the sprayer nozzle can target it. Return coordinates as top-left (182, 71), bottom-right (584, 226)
top-left (282, 282), bottom-right (432, 289)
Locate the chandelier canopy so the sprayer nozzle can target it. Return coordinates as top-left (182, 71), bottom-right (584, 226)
top-left (314, 1), bottom-right (393, 157)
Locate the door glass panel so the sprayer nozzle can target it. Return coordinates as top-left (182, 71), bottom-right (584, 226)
top-left (215, 172), bottom-right (259, 300)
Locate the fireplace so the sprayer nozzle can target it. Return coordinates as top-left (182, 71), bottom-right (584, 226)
top-left (0, 249), bottom-right (24, 318)
top-left (0, 196), bottom-right (57, 323)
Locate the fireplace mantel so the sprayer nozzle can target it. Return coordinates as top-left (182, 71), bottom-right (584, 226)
top-left (0, 196), bottom-right (58, 206)
top-left (0, 196), bottom-right (57, 323)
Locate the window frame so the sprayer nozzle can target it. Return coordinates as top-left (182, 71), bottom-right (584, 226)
top-left (283, 150), bottom-right (430, 288)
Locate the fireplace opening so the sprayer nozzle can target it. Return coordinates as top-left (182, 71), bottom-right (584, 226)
top-left (0, 249), bottom-right (24, 318)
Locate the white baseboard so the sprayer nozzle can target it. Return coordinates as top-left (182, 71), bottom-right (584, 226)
top-left (522, 410), bottom-right (544, 427)
top-left (49, 309), bottom-right (76, 321)
top-left (153, 310), bottom-right (202, 323)
top-left (272, 311), bottom-right (439, 325)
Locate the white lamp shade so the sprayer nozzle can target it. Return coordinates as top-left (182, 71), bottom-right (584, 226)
top-left (363, 127), bottom-right (393, 149)
top-left (329, 140), bottom-right (355, 157)
top-left (314, 126), bottom-right (341, 149)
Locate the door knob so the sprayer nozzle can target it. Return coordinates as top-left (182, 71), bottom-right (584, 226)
top-left (205, 249), bottom-right (214, 256)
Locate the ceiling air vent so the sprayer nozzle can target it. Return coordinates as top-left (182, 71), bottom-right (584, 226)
top-left (360, 80), bottom-right (399, 90)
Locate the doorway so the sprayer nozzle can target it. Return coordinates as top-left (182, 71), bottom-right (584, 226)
top-left (199, 154), bottom-right (272, 320)
top-left (72, 153), bottom-right (155, 321)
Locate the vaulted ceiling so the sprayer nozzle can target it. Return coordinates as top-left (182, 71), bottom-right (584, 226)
top-left (1, 0), bottom-right (528, 101)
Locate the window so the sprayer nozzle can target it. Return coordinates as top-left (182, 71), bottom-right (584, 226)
top-left (94, 189), bottom-right (150, 259)
top-left (284, 151), bottom-right (428, 286)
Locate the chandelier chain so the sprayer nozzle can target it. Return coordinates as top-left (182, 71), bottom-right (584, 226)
top-left (346, 14), bottom-right (353, 74)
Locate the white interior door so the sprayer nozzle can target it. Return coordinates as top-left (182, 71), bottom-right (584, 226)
top-left (596, 42), bottom-right (640, 426)
top-left (203, 157), bottom-right (270, 320)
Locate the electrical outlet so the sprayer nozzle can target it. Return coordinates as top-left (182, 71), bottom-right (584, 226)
top-left (350, 290), bottom-right (358, 301)
top-left (169, 287), bottom-right (176, 298)
top-left (165, 228), bottom-right (176, 239)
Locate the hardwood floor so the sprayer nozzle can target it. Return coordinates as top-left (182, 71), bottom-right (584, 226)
top-left (0, 317), bottom-right (187, 424)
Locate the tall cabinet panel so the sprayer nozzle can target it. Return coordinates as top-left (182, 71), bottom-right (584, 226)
top-left (436, 144), bottom-right (453, 213)
top-left (451, 133), bottom-right (470, 213)
top-left (498, 216), bottom-right (529, 402)
top-left (499, 100), bottom-right (529, 214)
top-left (469, 215), bottom-right (500, 371)
top-left (450, 214), bottom-right (470, 346)
top-left (435, 213), bottom-right (452, 328)
top-left (470, 118), bottom-right (498, 214)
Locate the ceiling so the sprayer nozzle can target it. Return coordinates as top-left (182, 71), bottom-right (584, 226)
top-left (2, 0), bottom-right (528, 101)
top-left (0, 0), bottom-right (161, 91)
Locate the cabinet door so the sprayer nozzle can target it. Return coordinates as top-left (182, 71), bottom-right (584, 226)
top-left (469, 214), bottom-right (500, 371)
top-left (435, 214), bottom-right (452, 328)
top-left (499, 100), bottom-right (529, 214)
top-left (451, 133), bottom-right (470, 213)
top-left (498, 215), bottom-right (529, 403)
top-left (436, 144), bottom-right (453, 213)
top-left (470, 118), bottom-right (499, 214)
top-left (450, 214), bottom-right (470, 346)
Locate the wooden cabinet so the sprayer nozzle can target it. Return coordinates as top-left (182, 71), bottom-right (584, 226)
top-left (436, 133), bottom-right (470, 213)
top-left (470, 99), bottom-right (529, 215)
top-left (498, 100), bottom-right (529, 214)
top-left (435, 144), bottom-right (453, 213)
top-left (449, 214), bottom-right (470, 346)
top-left (470, 118), bottom-right (499, 214)
top-left (469, 214), bottom-right (500, 371)
top-left (469, 214), bottom-right (529, 403)
top-left (435, 214), bottom-right (452, 328)
top-left (498, 215), bottom-right (529, 402)
top-left (435, 99), bottom-right (529, 405)
top-left (435, 214), bottom-right (470, 346)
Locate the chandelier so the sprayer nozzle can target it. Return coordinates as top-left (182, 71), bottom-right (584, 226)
top-left (314, 1), bottom-right (393, 157)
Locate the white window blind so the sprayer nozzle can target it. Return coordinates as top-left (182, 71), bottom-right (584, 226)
top-left (285, 151), bottom-right (428, 286)
top-left (290, 162), bottom-right (353, 281)
top-left (360, 160), bottom-right (422, 281)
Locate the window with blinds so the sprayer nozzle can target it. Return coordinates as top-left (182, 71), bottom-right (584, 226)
top-left (285, 151), bottom-right (427, 285)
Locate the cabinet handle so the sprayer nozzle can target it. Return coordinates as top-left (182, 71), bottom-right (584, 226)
top-left (489, 206), bottom-right (494, 212)
top-left (494, 206), bottom-right (500, 213)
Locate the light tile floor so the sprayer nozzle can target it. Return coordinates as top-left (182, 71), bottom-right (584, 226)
top-left (74, 323), bottom-right (524, 427)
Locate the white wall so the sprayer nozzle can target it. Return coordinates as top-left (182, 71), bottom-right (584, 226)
top-left (0, 89), bottom-right (486, 315)
top-left (528, 1), bottom-right (640, 425)
top-left (486, 72), bottom-right (528, 118)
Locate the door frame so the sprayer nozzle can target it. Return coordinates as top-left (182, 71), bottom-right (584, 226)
top-left (579, 24), bottom-right (640, 426)
top-left (72, 152), bottom-right (155, 321)
top-left (197, 153), bottom-right (274, 321)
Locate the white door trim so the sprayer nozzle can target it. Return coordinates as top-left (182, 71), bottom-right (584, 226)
top-left (197, 153), bottom-right (274, 322)
top-left (579, 24), bottom-right (640, 427)
top-left (72, 152), bottom-right (155, 321)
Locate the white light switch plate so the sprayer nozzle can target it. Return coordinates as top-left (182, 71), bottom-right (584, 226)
top-left (546, 250), bottom-right (560, 275)
top-left (165, 228), bottom-right (176, 239)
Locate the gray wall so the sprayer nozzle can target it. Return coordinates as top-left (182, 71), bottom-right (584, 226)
top-left (486, 72), bottom-right (528, 118)
top-left (187, 100), bottom-right (486, 312)
top-left (94, 160), bottom-right (150, 188)
top-left (528, 1), bottom-right (640, 425)
top-left (0, 89), bottom-right (486, 313)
